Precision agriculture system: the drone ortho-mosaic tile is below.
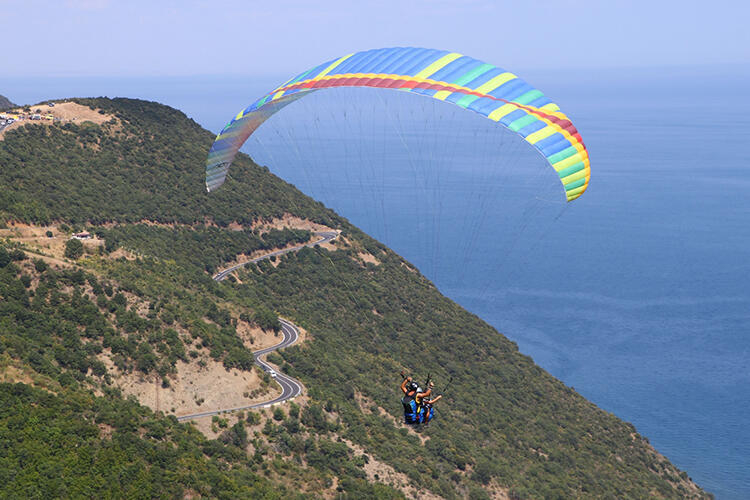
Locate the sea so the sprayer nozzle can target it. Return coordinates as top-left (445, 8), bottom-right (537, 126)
top-left (2, 65), bottom-right (748, 498)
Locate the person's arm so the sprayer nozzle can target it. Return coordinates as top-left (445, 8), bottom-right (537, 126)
top-left (427, 395), bottom-right (442, 404)
top-left (416, 387), bottom-right (432, 402)
top-left (400, 376), bottom-right (411, 395)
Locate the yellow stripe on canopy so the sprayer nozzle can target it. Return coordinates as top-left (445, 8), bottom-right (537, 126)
top-left (525, 125), bottom-right (557, 144)
top-left (473, 72), bottom-right (516, 94)
top-left (414, 52), bottom-right (462, 79)
top-left (433, 90), bottom-right (453, 100)
top-left (487, 103), bottom-right (518, 121)
top-left (553, 152), bottom-right (585, 172)
top-left (566, 184), bottom-right (587, 198)
top-left (317, 53), bottom-right (354, 78)
top-left (560, 168), bottom-right (587, 185)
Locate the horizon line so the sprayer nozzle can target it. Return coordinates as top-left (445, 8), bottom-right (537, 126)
top-left (3, 61), bottom-right (750, 81)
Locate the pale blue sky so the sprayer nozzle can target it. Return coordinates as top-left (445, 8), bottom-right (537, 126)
top-left (2, 0), bottom-right (749, 77)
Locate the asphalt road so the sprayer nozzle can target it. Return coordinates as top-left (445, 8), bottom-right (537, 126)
top-left (176, 319), bottom-right (303, 422)
top-left (213, 231), bottom-right (339, 282)
top-left (175, 233), bottom-right (339, 422)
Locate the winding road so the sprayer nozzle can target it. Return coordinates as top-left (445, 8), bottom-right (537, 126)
top-left (177, 231), bottom-right (338, 422)
top-left (176, 319), bottom-right (303, 422)
top-left (213, 231), bottom-right (339, 281)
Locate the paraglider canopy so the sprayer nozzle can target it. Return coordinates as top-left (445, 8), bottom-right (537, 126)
top-left (206, 47), bottom-right (590, 202)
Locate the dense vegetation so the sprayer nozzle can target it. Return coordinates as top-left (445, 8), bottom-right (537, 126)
top-left (0, 97), bottom-right (708, 498)
top-left (0, 98), bottom-right (339, 227)
top-left (0, 242), bottom-right (265, 382)
top-left (0, 242), bottom-right (402, 499)
top-left (0, 383), bottom-right (289, 499)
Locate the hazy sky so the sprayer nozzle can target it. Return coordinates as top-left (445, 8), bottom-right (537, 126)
top-left (2, 0), bottom-right (749, 77)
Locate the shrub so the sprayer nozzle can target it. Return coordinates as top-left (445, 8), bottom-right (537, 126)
top-left (64, 239), bottom-right (84, 259)
top-left (9, 249), bottom-right (26, 261)
top-left (0, 248), bottom-right (9, 268)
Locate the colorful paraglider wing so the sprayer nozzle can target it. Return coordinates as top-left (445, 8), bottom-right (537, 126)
top-left (206, 47), bottom-right (590, 201)
top-left (206, 92), bottom-right (309, 191)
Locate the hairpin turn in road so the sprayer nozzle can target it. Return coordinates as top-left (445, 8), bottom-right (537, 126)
top-left (176, 232), bottom-right (338, 422)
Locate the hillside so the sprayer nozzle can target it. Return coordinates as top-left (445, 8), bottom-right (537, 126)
top-left (0, 94), bottom-right (15, 111)
top-left (0, 97), bottom-right (709, 499)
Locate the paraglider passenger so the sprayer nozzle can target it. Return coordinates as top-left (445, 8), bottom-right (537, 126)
top-left (415, 380), bottom-right (434, 404)
top-left (419, 393), bottom-right (442, 425)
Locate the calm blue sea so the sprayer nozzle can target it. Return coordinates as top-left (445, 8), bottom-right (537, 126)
top-left (3, 66), bottom-right (749, 498)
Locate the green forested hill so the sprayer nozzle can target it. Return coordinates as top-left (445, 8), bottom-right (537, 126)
top-left (0, 382), bottom-right (293, 499)
top-left (0, 98), bottom-right (708, 499)
top-left (0, 98), bottom-right (338, 227)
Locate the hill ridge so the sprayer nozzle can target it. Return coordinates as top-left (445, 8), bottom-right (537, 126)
top-left (0, 94), bottom-right (15, 110)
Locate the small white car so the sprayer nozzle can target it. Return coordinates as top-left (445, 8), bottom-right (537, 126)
top-left (268, 369), bottom-right (277, 378)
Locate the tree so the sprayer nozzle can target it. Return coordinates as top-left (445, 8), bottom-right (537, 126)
top-left (64, 239), bottom-right (84, 259)
top-left (0, 247), bottom-right (9, 268)
top-left (253, 306), bottom-right (280, 332)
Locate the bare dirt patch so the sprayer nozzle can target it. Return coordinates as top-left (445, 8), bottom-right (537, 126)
top-left (107, 247), bottom-right (138, 260)
top-left (253, 214), bottom-right (334, 233)
top-left (186, 414), bottom-right (230, 439)
top-left (485, 481), bottom-right (511, 499)
top-left (322, 234), bottom-right (349, 252)
top-left (0, 356), bottom-right (61, 394)
top-left (341, 437), bottom-right (441, 499)
top-left (100, 353), bottom-right (280, 419)
top-left (41, 102), bottom-right (113, 124)
top-left (357, 251), bottom-right (380, 266)
top-left (2, 102), bottom-right (113, 124)
top-left (0, 364), bottom-right (35, 386)
top-left (401, 262), bottom-right (418, 273)
top-left (236, 320), bottom-right (285, 351)
top-left (0, 223), bottom-right (103, 261)
top-left (186, 416), bottom-right (222, 439)
top-left (98, 423), bottom-right (115, 440)
top-left (1, 102), bottom-right (115, 140)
